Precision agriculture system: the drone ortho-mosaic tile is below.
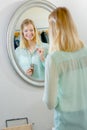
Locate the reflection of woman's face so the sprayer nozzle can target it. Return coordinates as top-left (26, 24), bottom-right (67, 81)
top-left (23, 24), bottom-right (35, 41)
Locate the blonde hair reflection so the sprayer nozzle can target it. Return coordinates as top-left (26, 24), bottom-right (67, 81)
top-left (20, 19), bottom-right (41, 48)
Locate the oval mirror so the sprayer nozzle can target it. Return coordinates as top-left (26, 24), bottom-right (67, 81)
top-left (7, 0), bottom-right (56, 87)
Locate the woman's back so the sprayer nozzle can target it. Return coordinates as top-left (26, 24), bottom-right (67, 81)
top-left (43, 6), bottom-right (87, 130)
top-left (44, 47), bottom-right (87, 130)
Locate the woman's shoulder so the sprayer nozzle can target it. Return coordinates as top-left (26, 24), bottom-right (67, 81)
top-left (47, 51), bottom-right (61, 57)
top-left (47, 47), bottom-right (87, 63)
top-left (15, 47), bottom-right (27, 54)
top-left (40, 42), bottom-right (49, 49)
top-left (46, 51), bottom-right (64, 63)
top-left (15, 46), bottom-right (26, 51)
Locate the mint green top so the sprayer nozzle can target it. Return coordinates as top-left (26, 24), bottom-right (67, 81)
top-left (15, 43), bottom-right (48, 80)
top-left (43, 47), bottom-right (87, 130)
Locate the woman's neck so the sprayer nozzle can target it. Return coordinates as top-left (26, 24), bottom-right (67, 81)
top-left (28, 41), bottom-right (36, 53)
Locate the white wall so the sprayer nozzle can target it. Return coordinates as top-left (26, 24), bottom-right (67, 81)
top-left (0, 0), bottom-right (87, 130)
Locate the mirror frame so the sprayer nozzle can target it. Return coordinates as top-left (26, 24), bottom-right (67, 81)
top-left (7, 0), bottom-right (56, 87)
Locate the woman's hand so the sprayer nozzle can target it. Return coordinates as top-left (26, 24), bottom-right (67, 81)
top-left (37, 48), bottom-right (45, 61)
top-left (26, 66), bottom-right (34, 76)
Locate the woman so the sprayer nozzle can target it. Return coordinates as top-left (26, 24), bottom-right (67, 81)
top-left (43, 7), bottom-right (87, 130)
top-left (15, 19), bottom-right (48, 80)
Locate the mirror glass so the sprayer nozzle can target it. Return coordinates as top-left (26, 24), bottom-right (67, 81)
top-left (7, 0), bottom-right (56, 87)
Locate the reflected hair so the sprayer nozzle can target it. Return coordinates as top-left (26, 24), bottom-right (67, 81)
top-left (20, 19), bottom-right (41, 48)
top-left (48, 7), bottom-right (84, 53)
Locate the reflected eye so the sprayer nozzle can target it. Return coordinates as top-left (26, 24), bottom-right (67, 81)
top-left (30, 29), bottom-right (34, 32)
top-left (23, 29), bottom-right (34, 33)
top-left (24, 29), bottom-right (28, 33)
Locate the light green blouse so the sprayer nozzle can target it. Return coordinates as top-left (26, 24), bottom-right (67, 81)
top-left (43, 47), bottom-right (87, 130)
top-left (15, 43), bottom-right (48, 80)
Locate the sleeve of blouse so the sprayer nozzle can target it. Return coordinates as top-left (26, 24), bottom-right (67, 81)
top-left (43, 54), bottom-right (59, 109)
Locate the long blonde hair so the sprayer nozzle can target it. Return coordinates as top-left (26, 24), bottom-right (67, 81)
top-left (20, 19), bottom-right (40, 48)
top-left (48, 7), bottom-right (84, 53)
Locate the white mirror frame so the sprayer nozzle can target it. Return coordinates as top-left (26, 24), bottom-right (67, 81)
top-left (7, 0), bottom-right (56, 87)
